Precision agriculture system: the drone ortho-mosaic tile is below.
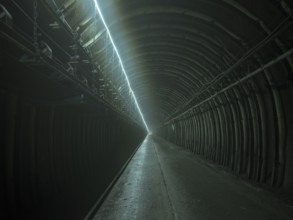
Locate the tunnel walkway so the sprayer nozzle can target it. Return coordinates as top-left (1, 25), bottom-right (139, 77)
top-left (92, 136), bottom-right (293, 220)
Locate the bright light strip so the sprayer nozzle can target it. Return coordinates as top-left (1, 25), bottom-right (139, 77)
top-left (93, 0), bottom-right (150, 133)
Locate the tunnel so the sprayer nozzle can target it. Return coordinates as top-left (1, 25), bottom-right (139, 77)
top-left (1, 0), bottom-right (293, 219)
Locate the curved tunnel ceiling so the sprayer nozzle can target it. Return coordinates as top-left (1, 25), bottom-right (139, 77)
top-left (102, 0), bottom-right (293, 130)
top-left (60, 0), bottom-right (293, 130)
top-left (2, 2), bottom-right (293, 217)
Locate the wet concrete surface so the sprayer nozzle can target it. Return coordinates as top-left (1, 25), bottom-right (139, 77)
top-left (92, 135), bottom-right (293, 220)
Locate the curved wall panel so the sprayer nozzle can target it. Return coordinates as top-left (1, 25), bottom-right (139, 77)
top-left (0, 91), bottom-right (145, 220)
top-left (157, 72), bottom-right (293, 192)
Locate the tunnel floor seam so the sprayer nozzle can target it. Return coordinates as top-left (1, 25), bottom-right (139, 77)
top-left (152, 139), bottom-right (177, 220)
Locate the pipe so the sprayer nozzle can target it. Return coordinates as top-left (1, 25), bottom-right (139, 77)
top-left (165, 47), bottom-right (293, 125)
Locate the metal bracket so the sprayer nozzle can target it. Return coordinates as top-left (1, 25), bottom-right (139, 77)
top-left (40, 41), bottom-right (52, 59)
top-left (0, 4), bottom-right (12, 29)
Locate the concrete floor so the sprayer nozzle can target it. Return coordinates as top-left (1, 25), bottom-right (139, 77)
top-left (93, 135), bottom-right (293, 220)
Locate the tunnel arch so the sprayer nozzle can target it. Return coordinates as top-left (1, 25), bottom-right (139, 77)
top-left (1, 0), bottom-right (293, 219)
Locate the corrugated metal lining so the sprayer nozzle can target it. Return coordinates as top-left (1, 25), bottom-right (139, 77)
top-left (158, 74), bottom-right (288, 187)
top-left (1, 90), bottom-right (145, 219)
top-left (76, 0), bottom-right (292, 130)
top-left (81, 0), bottom-right (293, 190)
top-left (149, 0), bottom-right (293, 191)
top-left (0, 1), bottom-right (147, 219)
top-left (1, 0), bottom-right (293, 218)
top-left (39, 0), bottom-right (293, 129)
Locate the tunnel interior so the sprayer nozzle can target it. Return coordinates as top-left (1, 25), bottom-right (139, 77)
top-left (1, 0), bottom-right (293, 219)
